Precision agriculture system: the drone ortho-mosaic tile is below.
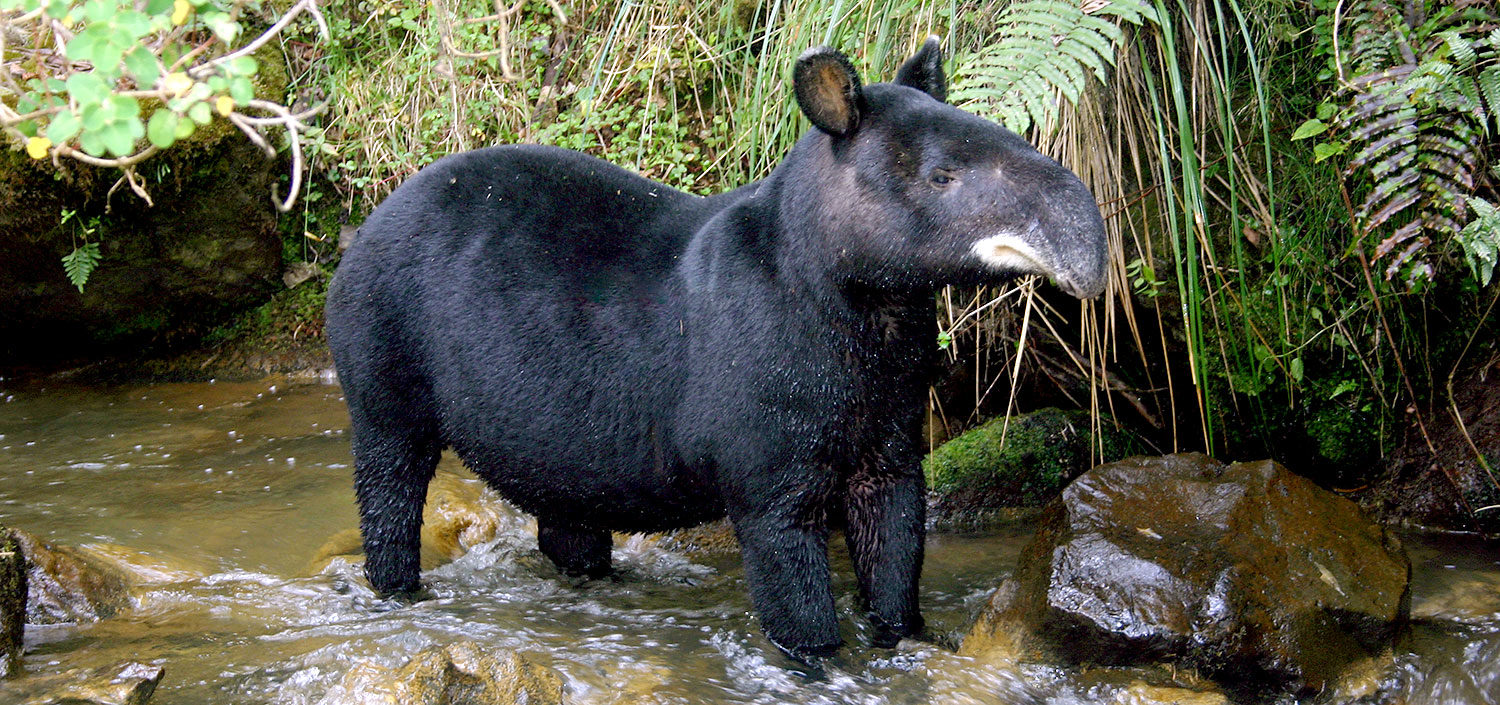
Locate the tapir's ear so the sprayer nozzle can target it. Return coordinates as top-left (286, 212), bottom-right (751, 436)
top-left (895, 35), bottom-right (946, 102)
top-left (793, 47), bottom-right (865, 137)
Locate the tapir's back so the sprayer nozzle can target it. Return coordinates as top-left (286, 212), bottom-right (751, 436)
top-left (341, 145), bottom-right (704, 287)
top-left (326, 144), bottom-right (732, 526)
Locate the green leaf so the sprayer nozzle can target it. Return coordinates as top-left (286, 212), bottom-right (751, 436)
top-left (62, 242), bottom-right (102, 292)
top-left (65, 70), bottom-right (109, 105)
top-left (124, 45), bottom-right (160, 87)
top-left (82, 0), bottom-right (114, 23)
top-left (227, 56), bottom-right (258, 76)
top-left (173, 114), bottom-right (196, 139)
top-left (1289, 357), bottom-right (1304, 383)
top-left (147, 109), bottom-right (179, 148)
top-left (228, 76), bottom-right (254, 104)
top-left (187, 100), bottom-right (212, 125)
top-left (77, 129), bottom-right (107, 157)
top-left (144, 0), bottom-right (171, 13)
top-left (1313, 141), bottom-right (1346, 162)
top-left (1292, 118), bottom-right (1328, 140)
top-left (114, 9), bottom-right (152, 38)
top-left (46, 110), bottom-right (83, 143)
top-left (99, 120), bottom-right (136, 156)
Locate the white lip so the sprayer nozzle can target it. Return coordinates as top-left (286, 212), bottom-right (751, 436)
top-left (970, 231), bottom-right (1050, 276)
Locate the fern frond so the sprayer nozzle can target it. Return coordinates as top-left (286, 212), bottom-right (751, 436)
top-left (951, 0), bottom-right (1154, 135)
top-left (62, 242), bottom-right (102, 293)
top-left (1443, 30), bottom-right (1477, 66)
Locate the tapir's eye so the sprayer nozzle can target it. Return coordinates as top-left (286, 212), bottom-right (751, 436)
top-left (929, 169), bottom-right (958, 188)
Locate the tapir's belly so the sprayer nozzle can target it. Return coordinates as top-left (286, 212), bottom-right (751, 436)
top-left (432, 348), bottom-right (725, 532)
top-left (452, 432), bottom-right (727, 532)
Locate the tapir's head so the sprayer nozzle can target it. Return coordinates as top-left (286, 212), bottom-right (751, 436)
top-left (786, 38), bottom-right (1107, 299)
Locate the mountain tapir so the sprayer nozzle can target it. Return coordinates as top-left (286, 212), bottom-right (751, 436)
top-left (325, 37), bottom-right (1107, 662)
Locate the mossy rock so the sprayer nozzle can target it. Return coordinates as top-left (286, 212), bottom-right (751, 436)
top-left (925, 408), bottom-right (1137, 517)
top-left (0, 40), bottom-right (293, 368)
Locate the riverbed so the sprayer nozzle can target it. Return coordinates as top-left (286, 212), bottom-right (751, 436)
top-left (0, 377), bottom-right (1496, 704)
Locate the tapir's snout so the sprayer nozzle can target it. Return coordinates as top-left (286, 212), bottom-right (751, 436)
top-left (968, 176), bottom-right (1108, 300)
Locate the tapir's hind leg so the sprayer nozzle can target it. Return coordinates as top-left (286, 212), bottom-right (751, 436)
top-left (348, 408), bottom-right (441, 596)
top-left (537, 520), bottom-right (612, 579)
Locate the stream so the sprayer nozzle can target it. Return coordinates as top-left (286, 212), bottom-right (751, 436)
top-left (0, 376), bottom-right (1497, 704)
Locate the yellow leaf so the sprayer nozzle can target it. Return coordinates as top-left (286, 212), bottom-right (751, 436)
top-left (216, 95), bottom-right (234, 117)
top-left (161, 72), bottom-right (193, 96)
top-left (172, 0), bottom-right (192, 25)
top-left (26, 137), bottom-right (51, 160)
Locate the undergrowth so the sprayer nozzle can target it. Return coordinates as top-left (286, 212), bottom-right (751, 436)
top-left (234, 0), bottom-right (1500, 509)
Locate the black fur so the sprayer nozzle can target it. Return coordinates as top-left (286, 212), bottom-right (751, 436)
top-left (326, 40), bottom-right (1107, 663)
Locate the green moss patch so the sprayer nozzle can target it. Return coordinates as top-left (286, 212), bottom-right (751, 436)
top-left (925, 408), bottom-right (1138, 512)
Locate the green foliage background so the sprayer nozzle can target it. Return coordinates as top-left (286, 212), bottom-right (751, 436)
top-left (6, 0), bottom-right (1498, 505)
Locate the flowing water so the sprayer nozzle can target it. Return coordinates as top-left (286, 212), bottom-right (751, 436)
top-left (0, 377), bottom-right (1496, 704)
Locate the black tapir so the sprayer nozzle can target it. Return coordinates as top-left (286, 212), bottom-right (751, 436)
top-left (325, 37), bottom-right (1107, 662)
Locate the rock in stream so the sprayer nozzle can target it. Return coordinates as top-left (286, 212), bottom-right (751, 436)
top-left (319, 640), bottom-right (565, 705)
top-left (9, 529), bottom-right (132, 625)
top-left (1, 529), bottom-right (24, 679)
top-left (964, 453), bottom-right (1411, 698)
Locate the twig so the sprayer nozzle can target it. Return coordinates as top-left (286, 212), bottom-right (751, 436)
top-left (189, 0), bottom-right (329, 79)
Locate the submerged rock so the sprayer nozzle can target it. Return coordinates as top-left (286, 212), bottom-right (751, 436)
top-left (925, 408), bottom-right (1135, 526)
top-left (310, 470), bottom-right (507, 573)
top-left (650, 519), bottom-right (740, 557)
top-left (0, 661), bottom-right (163, 705)
top-left (9, 529), bottom-right (131, 625)
top-left (320, 640), bottom-right (565, 705)
top-left (1, 529), bottom-right (24, 678)
top-left (965, 453), bottom-right (1410, 698)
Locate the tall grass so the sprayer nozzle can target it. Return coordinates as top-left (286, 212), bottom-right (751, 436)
top-left (285, 0), bottom-right (1497, 503)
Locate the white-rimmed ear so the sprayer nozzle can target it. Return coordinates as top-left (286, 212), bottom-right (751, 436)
top-left (794, 47), bottom-right (865, 137)
top-left (895, 35), bottom-right (946, 102)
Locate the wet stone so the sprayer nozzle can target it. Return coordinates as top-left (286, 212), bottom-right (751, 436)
top-left (9, 529), bottom-right (132, 625)
top-left (650, 519), bottom-right (740, 557)
top-left (309, 470), bottom-right (506, 574)
top-left (966, 453), bottom-right (1411, 698)
top-left (1, 529), bottom-right (25, 679)
top-left (0, 661), bottom-right (164, 705)
top-left (319, 640), bottom-right (565, 705)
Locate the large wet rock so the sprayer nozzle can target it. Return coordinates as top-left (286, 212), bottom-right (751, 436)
top-left (0, 661), bottom-right (163, 705)
top-left (924, 408), bottom-right (1135, 527)
top-left (319, 640), bottom-right (565, 705)
top-left (965, 453), bottom-right (1410, 697)
top-left (310, 471), bottom-right (507, 573)
top-left (1, 529), bottom-right (24, 678)
top-left (9, 529), bottom-right (131, 625)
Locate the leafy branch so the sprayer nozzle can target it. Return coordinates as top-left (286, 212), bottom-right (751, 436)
top-left (0, 0), bottom-right (328, 210)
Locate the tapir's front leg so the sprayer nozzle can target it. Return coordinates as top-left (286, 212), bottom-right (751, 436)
top-left (724, 466), bottom-right (843, 662)
top-left (845, 434), bottom-right (926, 647)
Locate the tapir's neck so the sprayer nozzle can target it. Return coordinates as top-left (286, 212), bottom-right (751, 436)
top-left (716, 164), bottom-right (938, 363)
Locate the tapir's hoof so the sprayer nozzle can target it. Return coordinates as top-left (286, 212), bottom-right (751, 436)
top-left (869, 614), bottom-right (925, 649)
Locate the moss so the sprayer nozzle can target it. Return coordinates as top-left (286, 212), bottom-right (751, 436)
top-left (205, 272), bottom-right (330, 349)
top-left (925, 408), bottom-right (1138, 509)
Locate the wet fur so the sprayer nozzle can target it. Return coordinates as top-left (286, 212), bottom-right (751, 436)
top-left (326, 38), bottom-right (1106, 661)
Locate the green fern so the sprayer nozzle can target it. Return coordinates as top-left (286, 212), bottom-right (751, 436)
top-left (1460, 197), bottom-right (1500, 287)
top-left (1337, 0), bottom-right (1499, 287)
top-left (949, 0), bottom-right (1157, 134)
top-left (62, 242), bottom-right (102, 293)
